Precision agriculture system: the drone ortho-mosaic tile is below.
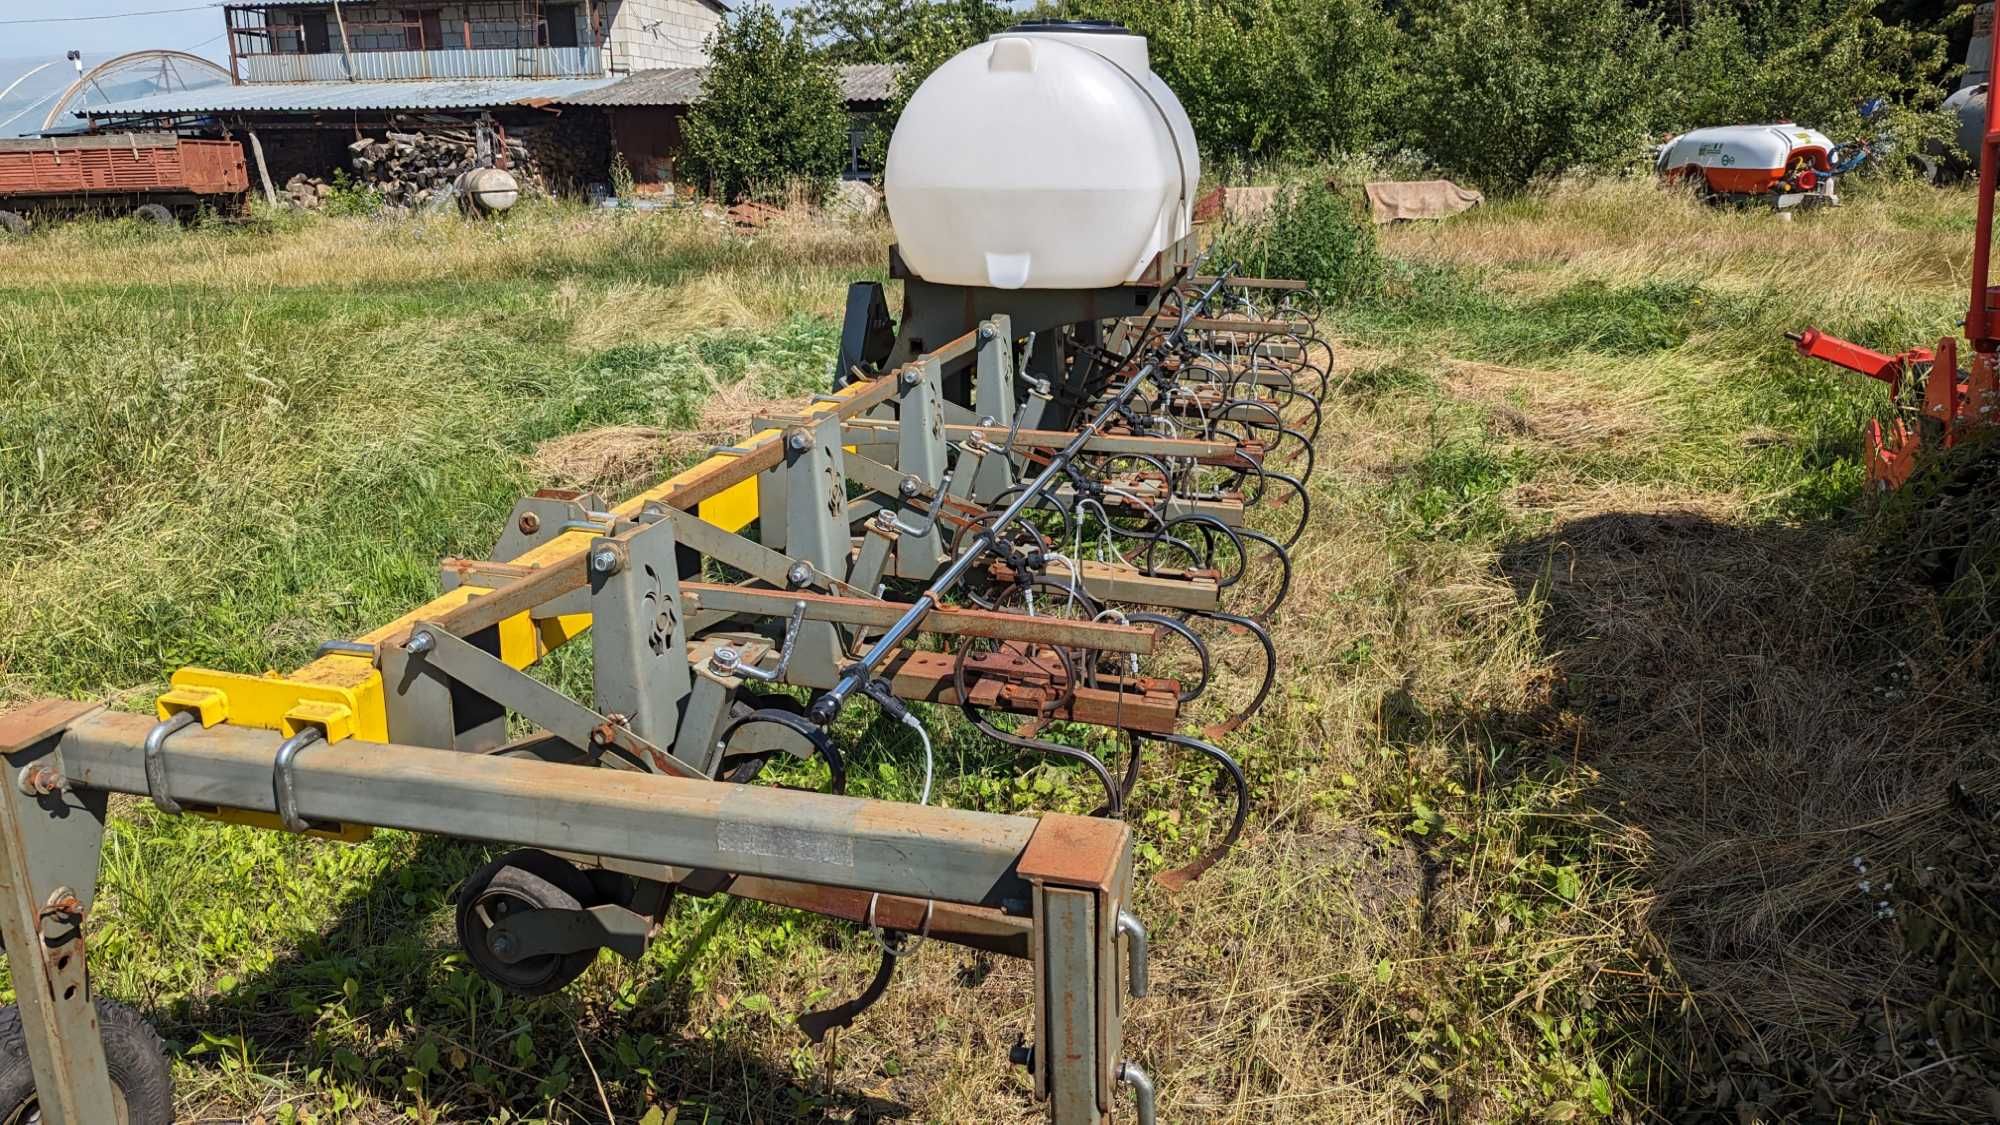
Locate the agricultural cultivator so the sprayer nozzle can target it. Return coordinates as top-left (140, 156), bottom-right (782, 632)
top-left (0, 20), bottom-right (1335, 1125)
top-left (1787, 19), bottom-right (2000, 488)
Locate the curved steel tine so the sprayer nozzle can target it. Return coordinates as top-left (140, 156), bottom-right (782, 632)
top-left (1184, 609), bottom-right (1277, 739)
top-left (1166, 514), bottom-right (1247, 590)
top-left (1259, 471), bottom-right (1311, 549)
top-left (963, 702), bottom-right (1123, 818)
top-left (1145, 731), bottom-right (1251, 890)
top-left (1122, 610), bottom-right (1212, 704)
top-left (1276, 426), bottom-right (1316, 483)
top-left (1229, 527), bottom-right (1294, 622)
top-left (715, 708), bottom-right (848, 794)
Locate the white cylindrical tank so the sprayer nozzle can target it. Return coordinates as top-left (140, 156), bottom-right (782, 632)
top-left (456, 166), bottom-right (519, 215)
top-left (884, 20), bottom-right (1200, 290)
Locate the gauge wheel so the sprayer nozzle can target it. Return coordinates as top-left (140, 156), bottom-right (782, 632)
top-left (131, 204), bottom-right (176, 227)
top-left (454, 848), bottom-right (600, 996)
top-left (0, 212), bottom-right (27, 237)
top-left (0, 998), bottom-right (172, 1125)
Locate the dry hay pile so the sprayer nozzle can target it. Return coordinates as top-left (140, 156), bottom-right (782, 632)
top-left (1500, 483), bottom-right (2000, 1120)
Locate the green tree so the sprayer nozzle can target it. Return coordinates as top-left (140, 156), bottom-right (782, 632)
top-left (1399, 0), bottom-right (1670, 192)
top-left (1659, 0), bottom-right (1951, 151)
top-left (859, 0), bottom-right (1016, 172)
top-left (1074, 0), bottom-right (1400, 170)
top-left (680, 3), bottom-right (851, 202)
top-left (796, 0), bottom-right (922, 63)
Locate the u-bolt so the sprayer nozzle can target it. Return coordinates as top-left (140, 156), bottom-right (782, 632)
top-left (142, 710), bottom-right (197, 815)
top-left (1118, 1061), bottom-right (1157, 1125)
top-left (1116, 910), bottom-right (1150, 998)
top-left (272, 726), bottom-right (326, 833)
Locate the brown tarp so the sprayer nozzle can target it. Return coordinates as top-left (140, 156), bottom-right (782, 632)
top-left (1363, 179), bottom-right (1484, 224)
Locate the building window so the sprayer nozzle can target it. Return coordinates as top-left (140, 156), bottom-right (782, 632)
top-left (543, 3), bottom-right (580, 48)
top-left (403, 9), bottom-right (444, 50)
top-left (299, 10), bottom-right (332, 54)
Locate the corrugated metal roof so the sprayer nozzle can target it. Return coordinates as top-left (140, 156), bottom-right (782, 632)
top-left (75, 76), bottom-right (621, 117)
top-left (0, 132), bottom-right (182, 152)
top-left (564, 62), bottom-right (896, 106)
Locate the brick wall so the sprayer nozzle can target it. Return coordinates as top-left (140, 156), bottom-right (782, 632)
top-left (604, 0), bottom-right (718, 70)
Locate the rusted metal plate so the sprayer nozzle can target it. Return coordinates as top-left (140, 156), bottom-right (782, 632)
top-left (881, 651), bottom-right (1182, 732)
top-left (1017, 814), bottom-right (1130, 894)
top-left (726, 876), bottom-right (1030, 958)
top-left (0, 700), bottom-right (101, 755)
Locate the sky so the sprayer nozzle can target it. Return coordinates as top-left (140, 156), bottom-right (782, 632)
top-left (2, 2), bottom-right (230, 67)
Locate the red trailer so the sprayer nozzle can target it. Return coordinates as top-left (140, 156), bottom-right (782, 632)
top-left (0, 133), bottom-right (250, 235)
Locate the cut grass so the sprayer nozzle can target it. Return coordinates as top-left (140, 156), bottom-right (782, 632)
top-left (1, 180), bottom-right (1996, 1123)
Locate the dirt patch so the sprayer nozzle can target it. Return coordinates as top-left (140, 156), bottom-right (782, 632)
top-left (527, 382), bottom-right (808, 496)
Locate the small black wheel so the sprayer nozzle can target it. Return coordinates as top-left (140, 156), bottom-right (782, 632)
top-left (130, 204), bottom-right (176, 228)
top-left (454, 849), bottom-right (599, 996)
top-left (0, 211), bottom-right (27, 237)
top-left (0, 998), bottom-right (173, 1124)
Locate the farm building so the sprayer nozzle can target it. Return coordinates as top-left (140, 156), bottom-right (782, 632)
top-left (64, 1), bottom-right (893, 196)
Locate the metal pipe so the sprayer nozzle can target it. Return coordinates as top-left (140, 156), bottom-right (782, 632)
top-left (54, 708), bottom-right (1042, 907)
top-left (808, 262), bottom-right (1233, 726)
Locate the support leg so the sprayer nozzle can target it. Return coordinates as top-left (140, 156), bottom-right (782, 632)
top-left (0, 702), bottom-right (117, 1125)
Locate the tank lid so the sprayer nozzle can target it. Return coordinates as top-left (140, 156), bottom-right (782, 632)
top-left (1001, 18), bottom-right (1132, 36)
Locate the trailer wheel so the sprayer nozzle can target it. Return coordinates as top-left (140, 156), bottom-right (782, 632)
top-left (0, 998), bottom-right (173, 1124)
top-left (0, 211), bottom-right (27, 237)
top-left (131, 204), bottom-right (176, 228)
top-left (453, 849), bottom-right (600, 996)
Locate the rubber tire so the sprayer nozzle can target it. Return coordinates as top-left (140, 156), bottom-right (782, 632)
top-left (454, 849), bottom-right (599, 997)
top-left (0, 998), bottom-right (173, 1125)
top-left (0, 211), bottom-right (26, 237)
top-left (130, 204), bottom-right (175, 227)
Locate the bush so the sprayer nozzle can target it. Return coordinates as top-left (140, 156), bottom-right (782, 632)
top-left (680, 3), bottom-right (851, 202)
top-left (1398, 0), bottom-right (1669, 193)
top-left (1211, 183), bottom-right (1383, 304)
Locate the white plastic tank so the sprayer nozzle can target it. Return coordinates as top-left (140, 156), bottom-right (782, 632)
top-left (884, 20), bottom-right (1200, 290)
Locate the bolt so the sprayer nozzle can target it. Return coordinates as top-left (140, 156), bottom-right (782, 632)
top-left (517, 511), bottom-right (541, 535)
top-left (592, 548), bottom-right (621, 575)
top-left (489, 932), bottom-right (514, 957)
top-left (873, 510), bottom-right (899, 532)
top-left (899, 475), bottom-right (924, 498)
top-left (977, 325), bottom-right (995, 343)
top-left (405, 630), bottom-right (436, 655)
top-left (899, 368), bottom-right (921, 388)
top-left (787, 430), bottom-right (814, 453)
top-left (786, 562), bottom-right (813, 588)
top-left (17, 764), bottom-right (62, 797)
top-left (712, 647), bottom-right (742, 672)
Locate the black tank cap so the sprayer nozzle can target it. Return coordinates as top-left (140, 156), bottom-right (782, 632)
top-left (1002, 19), bottom-right (1131, 35)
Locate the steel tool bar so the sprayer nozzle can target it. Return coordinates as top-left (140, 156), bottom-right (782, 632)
top-left (808, 262), bottom-right (1234, 726)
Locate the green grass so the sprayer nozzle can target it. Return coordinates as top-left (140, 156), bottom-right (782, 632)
top-left (3, 180), bottom-right (1997, 1122)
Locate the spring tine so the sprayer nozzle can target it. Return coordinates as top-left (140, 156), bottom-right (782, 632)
top-left (1259, 471), bottom-right (1312, 549)
top-left (1229, 528), bottom-right (1295, 623)
top-left (1145, 732), bottom-right (1251, 890)
top-left (1184, 609), bottom-right (1277, 739)
top-left (964, 701), bottom-right (1122, 818)
top-left (1123, 611), bottom-right (1211, 704)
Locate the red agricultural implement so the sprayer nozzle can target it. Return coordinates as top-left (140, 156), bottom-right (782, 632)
top-left (1790, 28), bottom-right (2000, 490)
top-left (0, 133), bottom-right (249, 235)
